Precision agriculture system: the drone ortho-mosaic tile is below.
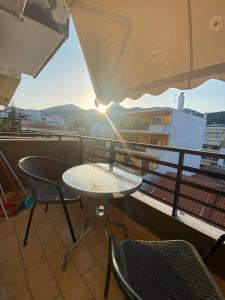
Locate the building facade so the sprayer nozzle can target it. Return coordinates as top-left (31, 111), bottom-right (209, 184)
top-left (116, 107), bottom-right (206, 174)
top-left (201, 126), bottom-right (225, 169)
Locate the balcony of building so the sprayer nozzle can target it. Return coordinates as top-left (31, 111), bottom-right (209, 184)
top-left (118, 124), bottom-right (171, 135)
top-left (0, 132), bottom-right (225, 299)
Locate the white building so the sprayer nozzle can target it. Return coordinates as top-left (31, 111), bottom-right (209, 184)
top-left (117, 107), bottom-right (206, 175)
top-left (201, 126), bottom-right (225, 169)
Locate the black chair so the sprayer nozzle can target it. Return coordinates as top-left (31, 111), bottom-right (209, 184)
top-left (18, 156), bottom-right (83, 246)
top-left (104, 234), bottom-right (225, 300)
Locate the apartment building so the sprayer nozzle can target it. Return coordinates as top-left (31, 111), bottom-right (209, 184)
top-left (201, 126), bottom-right (225, 169)
top-left (116, 107), bottom-right (206, 174)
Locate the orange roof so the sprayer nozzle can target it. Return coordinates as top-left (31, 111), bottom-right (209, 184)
top-left (144, 173), bottom-right (225, 229)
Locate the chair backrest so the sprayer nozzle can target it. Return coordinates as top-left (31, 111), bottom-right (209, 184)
top-left (108, 234), bottom-right (142, 300)
top-left (18, 156), bottom-right (49, 199)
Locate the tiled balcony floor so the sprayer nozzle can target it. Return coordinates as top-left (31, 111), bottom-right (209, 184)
top-left (0, 200), bottom-right (129, 300)
top-left (1, 199), bottom-right (224, 299)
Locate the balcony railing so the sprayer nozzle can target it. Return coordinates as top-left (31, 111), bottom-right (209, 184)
top-left (118, 124), bottom-right (171, 134)
top-left (1, 132), bottom-right (225, 230)
top-left (79, 135), bottom-right (225, 230)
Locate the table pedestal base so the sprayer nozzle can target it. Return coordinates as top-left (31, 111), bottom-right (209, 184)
top-left (62, 198), bottom-right (127, 270)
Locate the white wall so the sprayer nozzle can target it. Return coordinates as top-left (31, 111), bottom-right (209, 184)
top-left (218, 148), bottom-right (225, 168)
top-left (157, 110), bottom-right (206, 175)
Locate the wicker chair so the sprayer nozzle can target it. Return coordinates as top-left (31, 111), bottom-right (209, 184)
top-left (18, 156), bottom-right (83, 246)
top-left (104, 234), bottom-right (225, 300)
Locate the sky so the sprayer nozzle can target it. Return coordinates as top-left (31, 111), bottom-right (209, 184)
top-left (11, 19), bottom-right (225, 113)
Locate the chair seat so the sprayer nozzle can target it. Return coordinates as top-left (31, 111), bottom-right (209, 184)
top-left (118, 240), bottom-right (223, 300)
top-left (36, 181), bottom-right (80, 203)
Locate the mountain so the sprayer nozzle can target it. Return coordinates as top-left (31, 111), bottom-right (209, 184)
top-left (41, 104), bottom-right (83, 119)
top-left (206, 111), bottom-right (225, 125)
top-left (40, 103), bottom-right (225, 125)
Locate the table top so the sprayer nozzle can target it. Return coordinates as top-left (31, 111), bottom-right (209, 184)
top-left (63, 163), bottom-right (142, 198)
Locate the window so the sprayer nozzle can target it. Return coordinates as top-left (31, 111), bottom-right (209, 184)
top-left (152, 117), bottom-right (162, 125)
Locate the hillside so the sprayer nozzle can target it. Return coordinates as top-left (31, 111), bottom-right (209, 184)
top-left (40, 103), bottom-right (225, 125)
top-left (41, 104), bottom-right (83, 119)
top-left (206, 111), bottom-right (225, 125)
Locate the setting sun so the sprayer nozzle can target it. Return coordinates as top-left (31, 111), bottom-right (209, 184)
top-left (97, 104), bottom-right (108, 113)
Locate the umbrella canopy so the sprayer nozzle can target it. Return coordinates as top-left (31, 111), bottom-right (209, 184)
top-left (0, 69), bottom-right (21, 106)
top-left (68, 0), bottom-right (225, 105)
top-left (0, 0), bottom-right (69, 77)
top-left (0, 0), bottom-right (27, 17)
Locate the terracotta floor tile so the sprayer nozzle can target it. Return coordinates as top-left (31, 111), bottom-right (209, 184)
top-left (83, 264), bottom-right (123, 300)
top-left (48, 209), bottom-right (67, 227)
top-left (83, 229), bottom-right (102, 248)
top-left (0, 235), bottom-right (20, 264)
top-left (124, 215), bottom-right (149, 240)
top-left (70, 242), bottom-right (97, 275)
top-left (22, 240), bottom-right (45, 269)
top-left (32, 205), bottom-right (49, 224)
top-left (42, 236), bottom-right (65, 272)
top-left (11, 290), bottom-right (32, 300)
top-left (26, 260), bottom-right (60, 300)
top-left (55, 264), bottom-right (93, 300)
top-left (0, 218), bottom-right (15, 240)
top-left (14, 209), bottom-right (30, 225)
top-left (53, 295), bottom-right (64, 300)
top-left (0, 256), bottom-right (28, 299)
top-left (35, 219), bottom-right (56, 242)
top-left (54, 222), bottom-right (74, 248)
top-left (90, 239), bottom-right (108, 271)
top-left (16, 219), bottom-right (38, 247)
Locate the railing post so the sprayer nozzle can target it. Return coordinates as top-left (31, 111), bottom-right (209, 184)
top-left (110, 141), bottom-right (115, 164)
top-left (79, 137), bottom-right (83, 164)
top-left (172, 151), bottom-right (184, 217)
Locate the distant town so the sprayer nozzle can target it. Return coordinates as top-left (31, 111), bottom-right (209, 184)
top-left (1, 93), bottom-right (225, 173)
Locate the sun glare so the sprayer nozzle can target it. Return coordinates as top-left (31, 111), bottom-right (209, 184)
top-left (97, 104), bottom-right (108, 113)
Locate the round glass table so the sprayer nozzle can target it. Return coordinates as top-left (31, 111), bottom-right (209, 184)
top-left (62, 163), bottom-right (142, 269)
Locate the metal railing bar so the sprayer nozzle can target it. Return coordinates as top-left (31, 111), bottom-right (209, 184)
top-left (180, 179), bottom-right (225, 197)
top-left (142, 179), bottom-right (175, 193)
top-left (177, 206), bottom-right (225, 230)
top-left (82, 157), bottom-right (97, 163)
top-left (178, 192), bottom-right (225, 213)
top-left (139, 189), bottom-right (225, 229)
top-left (83, 151), bottom-right (110, 161)
top-left (139, 188), bottom-right (174, 207)
top-left (83, 144), bottom-right (110, 153)
top-left (115, 149), bottom-right (178, 169)
top-left (181, 165), bottom-right (225, 180)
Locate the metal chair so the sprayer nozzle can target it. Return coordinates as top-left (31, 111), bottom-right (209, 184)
top-left (104, 234), bottom-right (225, 300)
top-left (18, 156), bottom-right (83, 246)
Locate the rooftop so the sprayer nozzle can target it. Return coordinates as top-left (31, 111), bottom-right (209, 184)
top-left (144, 172), bottom-right (225, 229)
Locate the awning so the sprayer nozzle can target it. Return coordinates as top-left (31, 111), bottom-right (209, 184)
top-left (0, 69), bottom-right (21, 106)
top-left (0, 0), bottom-right (69, 77)
top-left (0, 0), bottom-right (27, 18)
top-left (68, 0), bottom-right (225, 105)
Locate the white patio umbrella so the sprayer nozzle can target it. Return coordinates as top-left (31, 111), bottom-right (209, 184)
top-left (0, 0), bottom-right (69, 77)
top-left (0, 0), bottom-right (27, 18)
top-left (68, 0), bottom-right (225, 105)
top-left (0, 69), bottom-right (21, 106)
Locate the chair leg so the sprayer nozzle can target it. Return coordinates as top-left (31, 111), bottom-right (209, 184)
top-left (45, 204), bottom-right (48, 213)
top-left (104, 241), bottom-right (112, 298)
top-left (23, 203), bottom-right (36, 247)
top-left (79, 197), bottom-right (83, 210)
top-left (62, 203), bottom-right (76, 243)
